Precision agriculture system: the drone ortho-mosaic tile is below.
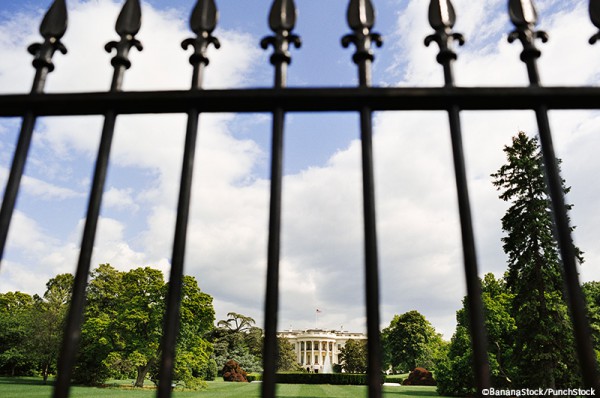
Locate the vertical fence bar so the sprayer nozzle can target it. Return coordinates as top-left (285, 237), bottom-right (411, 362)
top-left (157, 1), bottom-right (220, 396)
top-left (508, 0), bottom-right (599, 389)
top-left (260, 1), bottom-right (301, 397)
top-left (0, 0), bottom-right (67, 265)
top-left (341, 1), bottom-right (383, 397)
top-left (53, 2), bottom-right (143, 397)
top-left (424, 2), bottom-right (491, 395)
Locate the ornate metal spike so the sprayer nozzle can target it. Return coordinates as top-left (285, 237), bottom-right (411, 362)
top-left (509, 0), bottom-right (537, 27)
top-left (182, 0), bottom-right (221, 71)
top-left (589, 0), bottom-right (600, 44)
top-left (27, 0), bottom-right (68, 73)
top-left (105, 0), bottom-right (143, 70)
top-left (115, 0), bottom-right (142, 36)
top-left (429, 0), bottom-right (456, 30)
top-left (347, 0), bottom-right (375, 30)
top-left (269, 0), bottom-right (296, 31)
top-left (507, 0), bottom-right (548, 64)
top-left (424, 0), bottom-right (465, 67)
top-left (190, 0), bottom-right (218, 34)
top-left (341, 0), bottom-right (383, 68)
top-left (260, 0), bottom-right (301, 69)
top-left (39, 0), bottom-right (68, 39)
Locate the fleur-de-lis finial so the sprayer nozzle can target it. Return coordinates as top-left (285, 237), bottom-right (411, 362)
top-left (182, 0), bottom-right (221, 72)
top-left (27, 0), bottom-right (68, 73)
top-left (424, 0), bottom-right (465, 66)
top-left (260, 0), bottom-right (302, 70)
top-left (341, 0), bottom-right (383, 74)
top-left (105, 0), bottom-right (143, 70)
top-left (589, 0), bottom-right (600, 44)
top-left (507, 0), bottom-right (548, 63)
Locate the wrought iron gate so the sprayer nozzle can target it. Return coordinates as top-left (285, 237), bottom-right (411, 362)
top-left (0, 0), bottom-right (599, 397)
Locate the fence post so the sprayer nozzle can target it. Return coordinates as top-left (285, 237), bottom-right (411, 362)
top-left (260, 1), bottom-right (301, 397)
top-left (425, 1), bottom-right (491, 395)
top-left (157, 1), bottom-right (220, 396)
top-left (342, 1), bottom-right (383, 397)
top-left (54, 2), bottom-right (143, 397)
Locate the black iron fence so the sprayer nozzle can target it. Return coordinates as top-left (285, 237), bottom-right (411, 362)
top-left (0, 0), bottom-right (599, 397)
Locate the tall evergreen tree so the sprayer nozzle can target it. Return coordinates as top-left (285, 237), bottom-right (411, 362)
top-left (491, 132), bottom-right (582, 388)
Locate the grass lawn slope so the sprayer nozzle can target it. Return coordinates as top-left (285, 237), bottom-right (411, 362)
top-left (0, 377), bottom-right (452, 397)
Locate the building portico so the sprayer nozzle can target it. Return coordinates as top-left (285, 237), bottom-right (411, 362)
top-left (277, 328), bottom-right (367, 373)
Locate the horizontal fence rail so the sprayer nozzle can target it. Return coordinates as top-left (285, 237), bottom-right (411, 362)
top-left (2, 87), bottom-right (600, 115)
top-left (1, 0), bottom-right (599, 397)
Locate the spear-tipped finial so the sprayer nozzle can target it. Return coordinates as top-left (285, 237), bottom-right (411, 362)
top-left (341, 0), bottom-right (383, 86)
top-left (507, 0), bottom-right (548, 64)
top-left (424, 0), bottom-right (465, 68)
top-left (342, 0), bottom-right (383, 65)
top-left (260, 0), bottom-right (302, 76)
top-left (182, 0), bottom-right (221, 74)
top-left (105, 0), bottom-right (143, 71)
top-left (589, 0), bottom-right (600, 44)
top-left (27, 0), bottom-right (68, 73)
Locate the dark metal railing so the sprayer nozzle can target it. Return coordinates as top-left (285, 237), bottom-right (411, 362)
top-left (0, 0), bottom-right (599, 397)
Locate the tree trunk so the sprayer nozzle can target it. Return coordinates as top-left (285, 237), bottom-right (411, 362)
top-left (42, 363), bottom-right (49, 384)
top-left (134, 362), bottom-right (152, 387)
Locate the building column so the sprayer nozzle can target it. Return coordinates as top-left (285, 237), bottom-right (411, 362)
top-left (318, 340), bottom-right (322, 370)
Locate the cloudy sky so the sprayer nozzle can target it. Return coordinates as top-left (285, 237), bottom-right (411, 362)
top-left (0, 0), bottom-right (599, 340)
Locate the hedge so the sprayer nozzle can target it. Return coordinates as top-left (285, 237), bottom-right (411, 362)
top-left (245, 373), bottom-right (368, 385)
top-left (244, 373), bottom-right (407, 385)
top-left (247, 373), bottom-right (262, 382)
top-left (383, 374), bottom-right (406, 383)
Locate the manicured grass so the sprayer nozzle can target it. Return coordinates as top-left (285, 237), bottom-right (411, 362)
top-left (0, 377), bottom-right (450, 398)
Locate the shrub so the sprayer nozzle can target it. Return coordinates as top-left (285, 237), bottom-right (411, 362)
top-left (402, 367), bottom-right (436, 386)
top-left (222, 359), bottom-right (248, 382)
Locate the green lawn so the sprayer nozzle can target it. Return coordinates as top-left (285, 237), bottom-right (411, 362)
top-left (0, 377), bottom-right (450, 398)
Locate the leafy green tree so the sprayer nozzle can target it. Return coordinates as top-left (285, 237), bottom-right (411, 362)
top-left (245, 326), bottom-right (264, 360)
top-left (211, 326), bottom-right (262, 374)
top-left (339, 339), bottom-right (367, 373)
top-left (29, 274), bottom-right (73, 382)
top-left (277, 337), bottom-right (301, 372)
top-left (217, 312), bottom-right (256, 333)
top-left (72, 265), bottom-right (215, 387)
top-left (436, 274), bottom-right (516, 396)
top-left (114, 267), bottom-right (165, 387)
top-left (382, 310), bottom-right (445, 372)
top-left (74, 264), bottom-right (123, 384)
top-left (582, 281), bottom-right (600, 361)
top-left (491, 132), bottom-right (581, 388)
top-left (0, 292), bottom-right (35, 376)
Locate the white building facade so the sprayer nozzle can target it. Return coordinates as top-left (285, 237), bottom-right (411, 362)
top-left (277, 329), bottom-right (367, 373)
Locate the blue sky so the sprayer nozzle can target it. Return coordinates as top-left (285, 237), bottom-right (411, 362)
top-left (1, 0), bottom-right (599, 340)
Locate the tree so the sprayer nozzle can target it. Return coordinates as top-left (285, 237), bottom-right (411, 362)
top-left (0, 292), bottom-right (35, 376)
top-left (382, 310), bottom-right (445, 372)
top-left (491, 132), bottom-right (581, 388)
top-left (582, 281), bottom-right (600, 360)
top-left (338, 339), bottom-right (367, 373)
top-left (210, 312), bottom-right (264, 374)
top-left (217, 312), bottom-right (256, 333)
top-left (72, 265), bottom-right (215, 387)
top-left (436, 274), bottom-right (516, 396)
top-left (29, 274), bottom-right (73, 382)
top-left (277, 337), bottom-right (301, 372)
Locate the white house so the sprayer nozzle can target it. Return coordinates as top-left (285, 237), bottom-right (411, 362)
top-left (277, 328), bottom-right (367, 373)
